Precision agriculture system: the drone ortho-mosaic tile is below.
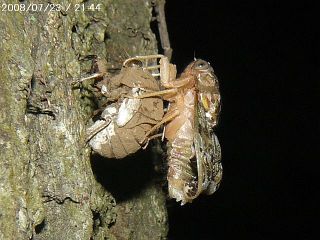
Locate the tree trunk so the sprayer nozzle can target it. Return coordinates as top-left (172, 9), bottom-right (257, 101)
top-left (0, 0), bottom-right (168, 239)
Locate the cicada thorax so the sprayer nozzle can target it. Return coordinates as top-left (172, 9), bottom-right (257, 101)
top-left (87, 60), bottom-right (164, 159)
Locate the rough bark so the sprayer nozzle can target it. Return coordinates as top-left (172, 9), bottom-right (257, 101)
top-left (0, 0), bottom-right (168, 239)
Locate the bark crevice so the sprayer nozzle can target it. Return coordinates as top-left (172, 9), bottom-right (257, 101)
top-left (0, 0), bottom-right (168, 239)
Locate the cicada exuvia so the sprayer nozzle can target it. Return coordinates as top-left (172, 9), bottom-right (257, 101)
top-left (85, 55), bottom-right (166, 159)
top-left (138, 57), bottom-right (222, 205)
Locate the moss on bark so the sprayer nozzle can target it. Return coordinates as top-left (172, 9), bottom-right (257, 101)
top-left (0, 0), bottom-right (167, 239)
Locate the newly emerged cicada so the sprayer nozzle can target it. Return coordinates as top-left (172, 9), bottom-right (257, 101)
top-left (86, 55), bottom-right (165, 159)
top-left (138, 56), bottom-right (222, 205)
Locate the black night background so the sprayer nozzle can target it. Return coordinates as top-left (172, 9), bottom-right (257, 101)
top-left (163, 1), bottom-right (317, 239)
top-left (0, 0), bottom-right (316, 238)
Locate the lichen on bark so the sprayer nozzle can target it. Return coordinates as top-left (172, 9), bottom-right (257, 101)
top-left (0, 0), bottom-right (168, 239)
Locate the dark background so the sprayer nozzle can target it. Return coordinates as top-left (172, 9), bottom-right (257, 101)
top-left (164, 1), bottom-right (317, 239)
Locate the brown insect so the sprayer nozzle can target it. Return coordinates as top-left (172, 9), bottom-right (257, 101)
top-left (85, 55), bottom-right (165, 159)
top-left (137, 56), bottom-right (222, 205)
top-left (82, 54), bottom-right (222, 204)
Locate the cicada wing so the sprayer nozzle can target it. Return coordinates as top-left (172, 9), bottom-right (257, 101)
top-left (192, 131), bottom-right (222, 196)
top-left (201, 132), bottom-right (222, 195)
top-left (191, 62), bottom-right (222, 197)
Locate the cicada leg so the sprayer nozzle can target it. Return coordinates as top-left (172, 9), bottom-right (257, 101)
top-left (140, 108), bottom-right (179, 144)
top-left (141, 133), bottom-right (163, 149)
top-left (70, 72), bottom-right (106, 86)
top-left (86, 118), bottom-right (112, 142)
top-left (123, 54), bottom-right (165, 68)
top-left (123, 55), bottom-right (177, 82)
top-left (130, 74), bottom-right (194, 102)
top-left (132, 88), bottom-right (177, 99)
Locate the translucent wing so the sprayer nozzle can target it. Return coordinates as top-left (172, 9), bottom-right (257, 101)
top-left (194, 131), bottom-right (222, 195)
top-left (187, 60), bottom-right (222, 197)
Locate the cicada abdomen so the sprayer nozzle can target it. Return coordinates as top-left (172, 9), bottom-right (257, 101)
top-left (166, 132), bottom-right (197, 203)
top-left (164, 86), bottom-right (197, 204)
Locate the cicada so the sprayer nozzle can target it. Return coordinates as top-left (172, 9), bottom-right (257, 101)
top-left (138, 56), bottom-right (222, 205)
top-left (86, 55), bottom-right (165, 159)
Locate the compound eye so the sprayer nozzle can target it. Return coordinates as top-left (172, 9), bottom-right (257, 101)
top-left (194, 60), bottom-right (209, 70)
top-left (124, 59), bottom-right (143, 68)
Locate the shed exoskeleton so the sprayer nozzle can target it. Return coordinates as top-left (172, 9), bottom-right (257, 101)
top-left (86, 55), bottom-right (170, 158)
